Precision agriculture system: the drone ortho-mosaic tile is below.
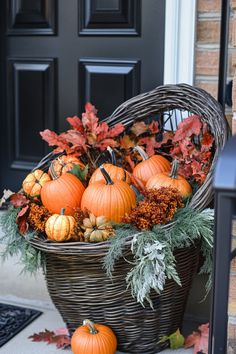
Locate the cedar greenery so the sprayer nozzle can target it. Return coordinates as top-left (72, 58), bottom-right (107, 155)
top-left (103, 205), bottom-right (214, 307)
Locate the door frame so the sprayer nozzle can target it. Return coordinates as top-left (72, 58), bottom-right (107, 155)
top-left (164, 0), bottom-right (197, 85)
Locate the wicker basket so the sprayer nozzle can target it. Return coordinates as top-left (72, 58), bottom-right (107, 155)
top-left (30, 84), bottom-right (229, 353)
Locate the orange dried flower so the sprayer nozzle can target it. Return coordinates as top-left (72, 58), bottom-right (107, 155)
top-left (28, 203), bottom-right (51, 233)
top-left (123, 187), bottom-right (184, 230)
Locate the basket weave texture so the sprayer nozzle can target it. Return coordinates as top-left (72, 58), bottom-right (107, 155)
top-left (31, 84), bottom-right (229, 353)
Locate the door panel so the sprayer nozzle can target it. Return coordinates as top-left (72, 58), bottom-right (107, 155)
top-left (0, 0), bottom-right (165, 192)
top-left (79, 0), bottom-right (140, 36)
top-left (7, 0), bottom-right (57, 35)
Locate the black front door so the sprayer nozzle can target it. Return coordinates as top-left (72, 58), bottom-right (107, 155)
top-left (0, 0), bottom-right (165, 193)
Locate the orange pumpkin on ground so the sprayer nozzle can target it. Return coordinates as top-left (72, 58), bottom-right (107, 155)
top-left (71, 319), bottom-right (117, 354)
top-left (22, 169), bottom-right (51, 198)
top-left (45, 208), bottom-right (76, 242)
top-left (146, 159), bottom-right (192, 198)
top-left (81, 165), bottom-right (136, 223)
top-left (89, 147), bottom-right (131, 184)
top-left (48, 155), bottom-right (85, 178)
top-left (132, 146), bottom-right (171, 185)
top-left (41, 163), bottom-right (85, 215)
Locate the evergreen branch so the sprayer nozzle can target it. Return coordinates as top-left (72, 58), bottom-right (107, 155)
top-left (0, 207), bottom-right (45, 274)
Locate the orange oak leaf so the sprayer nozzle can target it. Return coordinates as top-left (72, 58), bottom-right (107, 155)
top-left (10, 193), bottom-right (29, 208)
top-left (131, 121), bottom-right (148, 136)
top-left (66, 116), bottom-right (84, 133)
top-left (173, 115), bottom-right (202, 142)
top-left (125, 154), bottom-right (136, 170)
top-left (40, 130), bottom-right (69, 153)
top-left (120, 135), bottom-right (135, 149)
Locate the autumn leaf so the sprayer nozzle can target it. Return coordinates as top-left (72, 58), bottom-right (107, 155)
top-left (96, 138), bottom-right (119, 151)
top-left (131, 121), bottom-right (148, 136)
top-left (201, 131), bottom-right (214, 151)
top-left (29, 329), bottom-right (71, 349)
top-left (10, 193), bottom-right (29, 208)
top-left (138, 136), bottom-right (157, 156)
top-left (82, 103), bottom-right (99, 134)
top-left (61, 130), bottom-right (87, 151)
top-left (149, 121), bottom-right (159, 134)
top-left (184, 323), bottom-right (209, 354)
top-left (155, 131), bottom-right (174, 148)
top-left (40, 130), bottom-right (69, 154)
top-left (16, 205), bottom-right (30, 235)
top-left (125, 154), bottom-right (136, 171)
top-left (173, 115), bottom-right (202, 142)
top-left (107, 123), bottom-right (125, 138)
top-left (158, 329), bottom-right (185, 350)
top-left (120, 135), bottom-right (135, 149)
top-left (66, 116), bottom-right (84, 133)
top-left (69, 164), bottom-right (88, 182)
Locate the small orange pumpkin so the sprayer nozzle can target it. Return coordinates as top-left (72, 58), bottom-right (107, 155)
top-left (81, 165), bottom-right (136, 223)
top-left (89, 147), bottom-right (131, 184)
top-left (146, 159), bottom-right (192, 198)
top-left (45, 208), bottom-right (76, 242)
top-left (132, 146), bottom-right (171, 185)
top-left (41, 163), bottom-right (85, 215)
top-left (71, 319), bottom-right (117, 354)
top-left (48, 155), bottom-right (85, 178)
top-left (22, 169), bottom-right (51, 198)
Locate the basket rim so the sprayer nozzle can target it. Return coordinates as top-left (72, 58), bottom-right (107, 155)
top-left (29, 83), bottom-right (229, 254)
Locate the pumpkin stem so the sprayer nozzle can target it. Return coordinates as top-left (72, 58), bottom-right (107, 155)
top-left (83, 319), bottom-right (98, 334)
top-left (170, 160), bottom-right (179, 179)
top-left (60, 208), bottom-right (65, 215)
top-left (107, 146), bottom-right (116, 165)
top-left (133, 146), bottom-right (149, 161)
top-left (100, 165), bottom-right (114, 185)
top-left (49, 161), bottom-right (59, 180)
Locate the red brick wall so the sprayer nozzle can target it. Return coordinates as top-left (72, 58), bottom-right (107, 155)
top-left (195, 0), bottom-right (233, 130)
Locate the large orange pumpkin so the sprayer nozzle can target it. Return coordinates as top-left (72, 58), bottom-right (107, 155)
top-left (41, 167), bottom-right (85, 215)
top-left (146, 159), bottom-right (192, 198)
top-left (22, 169), bottom-right (51, 198)
top-left (133, 146), bottom-right (171, 185)
top-left (81, 165), bottom-right (136, 222)
top-left (45, 208), bottom-right (76, 242)
top-left (48, 155), bottom-right (85, 178)
top-left (71, 319), bottom-right (117, 354)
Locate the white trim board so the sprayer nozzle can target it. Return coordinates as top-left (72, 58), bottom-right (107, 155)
top-left (164, 0), bottom-right (197, 85)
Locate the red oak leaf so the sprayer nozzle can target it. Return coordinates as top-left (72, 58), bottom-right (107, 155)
top-left (107, 123), bottom-right (125, 138)
top-left (120, 135), bottom-right (135, 149)
top-left (61, 130), bottom-right (87, 151)
top-left (96, 138), bottom-right (119, 151)
top-left (82, 103), bottom-right (99, 134)
top-left (138, 136), bottom-right (157, 156)
top-left (40, 130), bottom-right (69, 153)
top-left (16, 205), bottom-right (30, 235)
top-left (96, 122), bottom-right (109, 140)
top-left (201, 132), bottom-right (214, 151)
top-left (29, 329), bottom-right (71, 349)
top-left (66, 116), bottom-right (84, 133)
top-left (10, 193), bottom-right (29, 208)
top-left (131, 121), bottom-right (148, 136)
top-left (149, 121), bottom-right (159, 134)
top-left (185, 323), bottom-right (209, 354)
top-left (155, 131), bottom-right (174, 148)
top-left (173, 115), bottom-right (202, 142)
